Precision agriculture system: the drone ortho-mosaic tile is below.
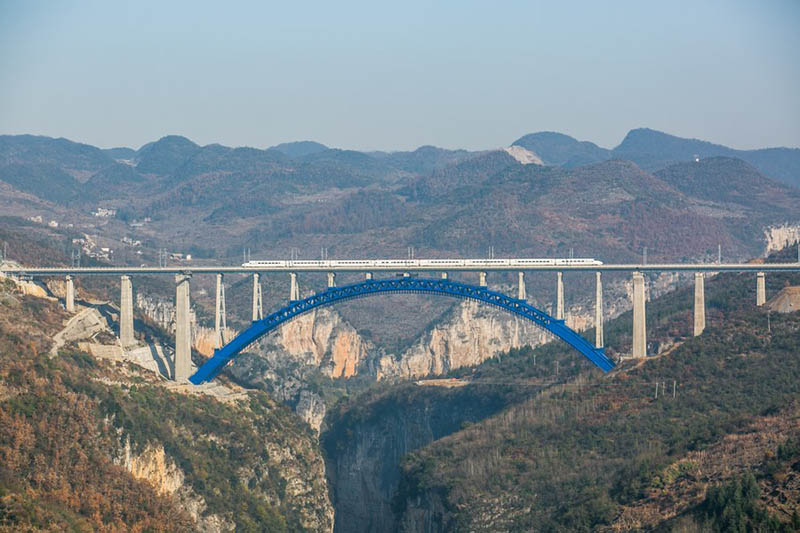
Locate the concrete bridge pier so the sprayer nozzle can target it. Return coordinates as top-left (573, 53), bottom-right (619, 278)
top-left (441, 272), bottom-right (448, 280)
top-left (215, 273), bottom-right (226, 348)
top-left (365, 272), bottom-right (373, 280)
top-left (479, 271), bottom-right (487, 287)
top-left (327, 272), bottom-right (336, 288)
top-left (120, 275), bottom-right (135, 346)
top-left (252, 273), bottom-right (263, 321)
top-left (174, 274), bottom-right (192, 382)
top-left (518, 272), bottom-right (526, 300)
top-left (556, 272), bottom-right (564, 320)
top-left (595, 272), bottom-right (603, 347)
top-left (290, 272), bottom-right (299, 301)
top-left (632, 272), bottom-right (647, 358)
top-left (756, 272), bottom-right (766, 306)
top-left (65, 275), bottom-right (75, 312)
top-left (693, 272), bottom-right (705, 336)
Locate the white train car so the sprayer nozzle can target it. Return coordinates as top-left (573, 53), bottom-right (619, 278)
top-left (242, 258), bottom-right (603, 268)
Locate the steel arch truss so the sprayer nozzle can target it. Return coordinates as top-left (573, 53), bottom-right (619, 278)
top-left (189, 277), bottom-right (614, 384)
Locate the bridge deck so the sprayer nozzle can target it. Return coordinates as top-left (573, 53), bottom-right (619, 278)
top-left (3, 263), bottom-right (800, 276)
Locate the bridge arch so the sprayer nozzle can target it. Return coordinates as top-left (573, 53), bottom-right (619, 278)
top-left (189, 277), bottom-right (614, 384)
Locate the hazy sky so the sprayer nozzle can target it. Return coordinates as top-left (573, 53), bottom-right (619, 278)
top-left (1, 0), bottom-right (798, 151)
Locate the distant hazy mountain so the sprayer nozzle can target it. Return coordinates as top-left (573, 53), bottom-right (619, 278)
top-left (103, 147), bottom-right (137, 160)
top-left (298, 148), bottom-right (403, 184)
top-left (739, 148), bottom-right (800, 189)
top-left (508, 128), bottom-right (800, 187)
top-left (270, 140), bottom-right (328, 158)
top-left (406, 150), bottom-right (519, 199)
top-left (370, 145), bottom-right (477, 175)
top-left (0, 134), bottom-right (113, 181)
top-left (612, 128), bottom-right (800, 187)
top-left (0, 161), bottom-right (83, 204)
top-left (654, 157), bottom-right (790, 211)
top-left (0, 134), bottom-right (120, 203)
top-left (511, 131), bottom-right (610, 167)
top-left (135, 135), bottom-right (200, 175)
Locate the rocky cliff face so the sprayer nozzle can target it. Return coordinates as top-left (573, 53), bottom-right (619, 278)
top-left (119, 438), bottom-right (233, 532)
top-left (764, 223), bottom-right (800, 255)
top-left (136, 292), bottom-right (183, 332)
top-left (273, 307), bottom-right (372, 379)
top-left (322, 385), bottom-right (510, 533)
top-left (377, 300), bottom-right (547, 379)
top-left (193, 325), bottom-right (238, 357)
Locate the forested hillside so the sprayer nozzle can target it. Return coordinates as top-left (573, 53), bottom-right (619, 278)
top-left (0, 275), bottom-right (333, 531)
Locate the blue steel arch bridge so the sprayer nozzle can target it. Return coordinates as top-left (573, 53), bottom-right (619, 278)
top-left (189, 276), bottom-right (614, 384)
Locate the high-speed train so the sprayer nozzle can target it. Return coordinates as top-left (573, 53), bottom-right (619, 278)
top-left (241, 258), bottom-right (603, 268)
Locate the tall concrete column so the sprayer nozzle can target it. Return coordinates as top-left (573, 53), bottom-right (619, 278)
top-left (632, 272), bottom-right (647, 358)
top-left (595, 272), bottom-right (603, 348)
top-left (120, 275), bottom-right (135, 346)
top-left (479, 271), bottom-right (487, 287)
top-left (174, 274), bottom-right (192, 382)
top-left (365, 272), bottom-right (373, 281)
top-left (327, 272), bottom-right (336, 288)
top-left (441, 272), bottom-right (448, 280)
top-left (556, 272), bottom-right (564, 320)
top-left (518, 272), bottom-right (527, 300)
top-left (252, 273), bottom-right (263, 321)
top-left (215, 273), bottom-right (226, 348)
top-left (693, 272), bottom-right (706, 336)
top-left (756, 272), bottom-right (766, 306)
top-left (65, 275), bottom-right (75, 312)
top-left (290, 272), bottom-right (299, 301)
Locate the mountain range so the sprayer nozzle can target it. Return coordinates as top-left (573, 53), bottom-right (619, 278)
top-left (0, 128), bottom-right (798, 268)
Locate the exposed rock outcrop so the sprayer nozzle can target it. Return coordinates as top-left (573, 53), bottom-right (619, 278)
top-left (764, 223), bottom-right (800, 255)
top-left (193, 325), bottom-right (237, 357)
top-left (504, 145), bottom-right (543, 165)
top-left (767, 286), bottom-right (800, 313)
top-left (274, 307), bottom-right (371, 379)
top-left (263, 439), bottom-right (335, 532)
top-left (377, 300), bottom-right (548, 379)
top-left (296, 389), bottom-right (327, 433)
top-left (16, 278), bottom-right (51, 299)
top-left (118, 438), bottom-right (233, 533)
